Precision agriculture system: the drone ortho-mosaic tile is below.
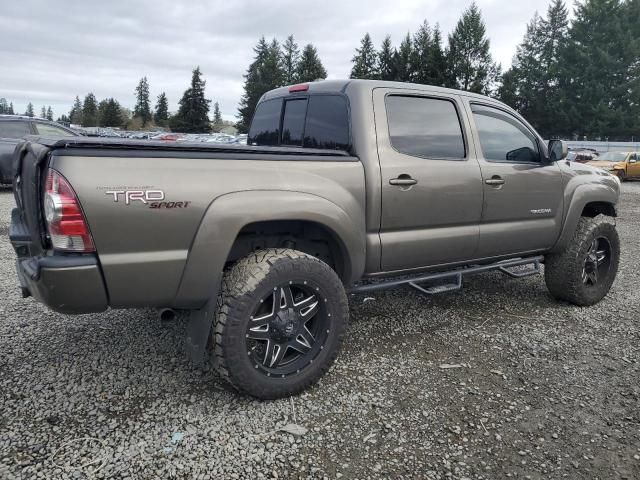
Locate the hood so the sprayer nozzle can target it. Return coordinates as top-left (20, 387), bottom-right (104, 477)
top-left (586, 160), bottom-right (623, 169)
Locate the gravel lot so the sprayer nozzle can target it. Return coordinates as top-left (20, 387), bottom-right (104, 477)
top-left (0, 183), bottom-right (639, 480)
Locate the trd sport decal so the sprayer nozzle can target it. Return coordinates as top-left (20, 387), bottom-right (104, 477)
top-left (105, 190), bottom-right (191, 209)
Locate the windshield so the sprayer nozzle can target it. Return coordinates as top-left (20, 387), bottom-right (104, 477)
top-left (597, 152), bottom-right (627, 162)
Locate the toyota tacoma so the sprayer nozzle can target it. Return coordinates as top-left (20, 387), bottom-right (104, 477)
top-left (10, 80), bottom-right (621, 399)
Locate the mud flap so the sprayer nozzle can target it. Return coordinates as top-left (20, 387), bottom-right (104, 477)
top-left (184, 296), bottom-right (217, 367)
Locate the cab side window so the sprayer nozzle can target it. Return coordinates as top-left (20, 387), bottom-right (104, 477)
top-left (472, 104), bottom-right (540, 163)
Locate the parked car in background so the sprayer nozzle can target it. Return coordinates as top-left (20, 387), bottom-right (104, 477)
top-left (587, 151), bottom-right (640, 181)
top-left (0, 115), bottom-right (76, 184)
top-left (567, 148), bottom-right (599, 163)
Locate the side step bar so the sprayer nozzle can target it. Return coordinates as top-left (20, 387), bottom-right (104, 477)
top-left (351, 256), bottom-right (543, 295)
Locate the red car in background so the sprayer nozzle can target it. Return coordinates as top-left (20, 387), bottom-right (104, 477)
top-left (566, 149), bottom-right (599, 163)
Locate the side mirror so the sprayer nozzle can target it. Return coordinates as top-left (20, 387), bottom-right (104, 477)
top-left (548, 140), bottom-right (568, 162)
top-left (629, 155), bottom-right (638, 164)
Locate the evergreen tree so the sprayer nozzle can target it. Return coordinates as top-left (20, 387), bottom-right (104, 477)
top-left (134, 76), bottom-right (152, 126)
top-left (40, 106), bottom-right (46, 119)
top-left (25, 103), bottom-right (34, 117)
top-left (282, 35), bottom-right (300, 84)
top-left (98, 98), bottom-right (122, 127)
top-left (212, 101), bottom-right (224, 132)
top-left (446, 2), bottom-right (499, 94)
top-left (57, 114), bottom-right (71, 124)
top-left (82, 93), bottom-right (98, 127)
top-left (393, 33), bottom-right (414, 82)
top-left (8, 102), bottom-right (14, 115)
top-left (46, 106), bottom-right (53, 121)
top-left (170, 66), bottom-right (211, 133)
top-left (350, 33), bottom-right (378, 79)
top-left (237, 37), bottom-right (285, 133)
top-left (377, 36), bottom-right (396, 81)
top-left (296, 44), bottom-right (327, 83)
top-left (154, 92), bottom-right (169, 127)
top-left (561, 0), bottom-right (632, 139)
top-left (0, 98), bottom-right (9, 114)
top-left (70, 96), bottom-right (83, 125)
top-left (411, 21), bottom-right (448, 86)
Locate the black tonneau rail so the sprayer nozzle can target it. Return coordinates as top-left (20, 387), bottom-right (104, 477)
top-left (27, 136), bottom-right (354, 157)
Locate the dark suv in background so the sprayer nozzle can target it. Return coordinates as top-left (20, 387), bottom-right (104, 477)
top-left (0, 115), bottom-right (76, 184)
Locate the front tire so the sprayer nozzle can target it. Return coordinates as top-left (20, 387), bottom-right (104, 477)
top-left (213, 249), bottom-right (349, 399)
top-left (545, 215), bottom-right (619, 306)
top-left (616, 170), bottom-right (626, 182)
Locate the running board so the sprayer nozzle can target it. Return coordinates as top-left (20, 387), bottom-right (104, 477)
top-left (351, 256), bottom-right (544, 295)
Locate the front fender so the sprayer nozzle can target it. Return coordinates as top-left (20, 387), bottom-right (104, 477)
top-left (551, 182), bottom-right (619, 253)
top-left (173, 190), bottom-right (366, 309)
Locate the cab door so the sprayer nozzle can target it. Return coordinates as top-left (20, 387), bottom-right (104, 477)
top-left (466, 102), bottom-right (564, 258)
top-left (374, 88), bottom-right (484, 271)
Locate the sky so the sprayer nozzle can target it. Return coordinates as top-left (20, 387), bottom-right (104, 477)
top-left (1, 0), bottom-right (560, 122)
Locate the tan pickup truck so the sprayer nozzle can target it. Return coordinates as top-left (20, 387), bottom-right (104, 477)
top-left (10, 80), bottom-right (621, 398)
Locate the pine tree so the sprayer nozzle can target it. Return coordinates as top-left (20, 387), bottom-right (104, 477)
top-left (0, 98), bottom-right (9, 114)
top-left (134, 77), bottom-right (152, 127)
top-left (170, 66), bottom-right (211, 133)
top-left (70, 96), bottom-right (83, 125)
top-left (393, 33), bottom-right (414, 82)
top-left (8, 102), bottom-right (14, 115)
top-left (282, 35), bottom-right (300, 84)
top-left (412, 21), bottom-right (432, 84)
top-left (57, 114), bottom-right (71, 124)
top-left (296, 44), bottom-right (327, 83)
top-left (377, 36), bottom-right (396, 81)
top-left (40, 106), bottom-right (46, 119)
top-left (212, 102), bottom-right (224, 132)
top-left (237, 37), bottom-right (285, 133)
top-left (98, 98), bottom-right (122, 127)
top-left (25, 103), bottom-right (34, 117)
top-left (446, 2), bottom-right (499, 94)
top-left (427, 25), bottom-right (448, 86)
top-left (561, 0), bottom-right (631, 139)
top-left (46, 106), bottom-right (53, 121)
top-left (154, 92), bottom-right (169, 127)
top-left (350, 33), bottom-right (378, 79)
top-left (82, 93), bottom-right (98, 127)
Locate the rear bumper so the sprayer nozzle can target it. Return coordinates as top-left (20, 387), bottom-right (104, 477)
top-left (10, 207), bottom-right (108, 314)
top-left (15, 255), bottom-right (108, 314)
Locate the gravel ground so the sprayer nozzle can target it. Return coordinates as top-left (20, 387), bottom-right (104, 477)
top-left (0, 183), bottom-right (638, 480)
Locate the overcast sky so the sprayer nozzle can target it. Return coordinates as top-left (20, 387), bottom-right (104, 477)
top-left (1, 0), bottom-right (561, 122)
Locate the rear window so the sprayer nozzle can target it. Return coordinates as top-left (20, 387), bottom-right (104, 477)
top-left (0, 120), bottom-right (32, 138)
top-left (386, 96), bottom-right (465, 159)
top-left (281, 99), bottom-right (307, 147)
top-left (248, 94), bottom-right (350, 151)
top-left (248, 98), bottom-right (282, 146)
top-left (34, 122), bottom-right (74, 137)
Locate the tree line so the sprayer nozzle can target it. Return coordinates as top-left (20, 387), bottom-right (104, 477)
top-left (5, 0), bottom-right (638, 140)
top-left (236, 35), bottom-right (327, 132)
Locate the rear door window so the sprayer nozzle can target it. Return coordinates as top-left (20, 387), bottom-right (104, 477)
top-left (248, 98), bottom-right (282, 146)
top-left (0, 121), bottom-right (32, 138)
top-left (385, 95), bottom-right (466, 159)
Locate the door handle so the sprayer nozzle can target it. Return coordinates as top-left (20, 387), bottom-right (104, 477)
top-left (389, 175), bottom-right (417, 186)
top-left (485, 176), bottom-right (505, 186)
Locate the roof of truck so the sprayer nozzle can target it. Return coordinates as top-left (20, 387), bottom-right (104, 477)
top-left (262, 79), bottom-right (502, 104)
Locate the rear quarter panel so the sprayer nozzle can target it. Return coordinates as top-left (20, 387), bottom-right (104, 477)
top-left (50, 153), bottom-right (366, 308)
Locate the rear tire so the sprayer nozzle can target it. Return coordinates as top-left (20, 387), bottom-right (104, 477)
top-left (544, 215), bottom-right (619, 306)
top-left (212, 249), bottom-right (349, 399)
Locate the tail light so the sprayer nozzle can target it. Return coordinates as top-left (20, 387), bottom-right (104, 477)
top-left (43, 169), bottom-right (95, 252)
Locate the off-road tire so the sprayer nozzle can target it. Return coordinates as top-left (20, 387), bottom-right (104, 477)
top-left (212, 249), bottom-right (349, 399)
top-left (545, 215), bottom-right (619, 306)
